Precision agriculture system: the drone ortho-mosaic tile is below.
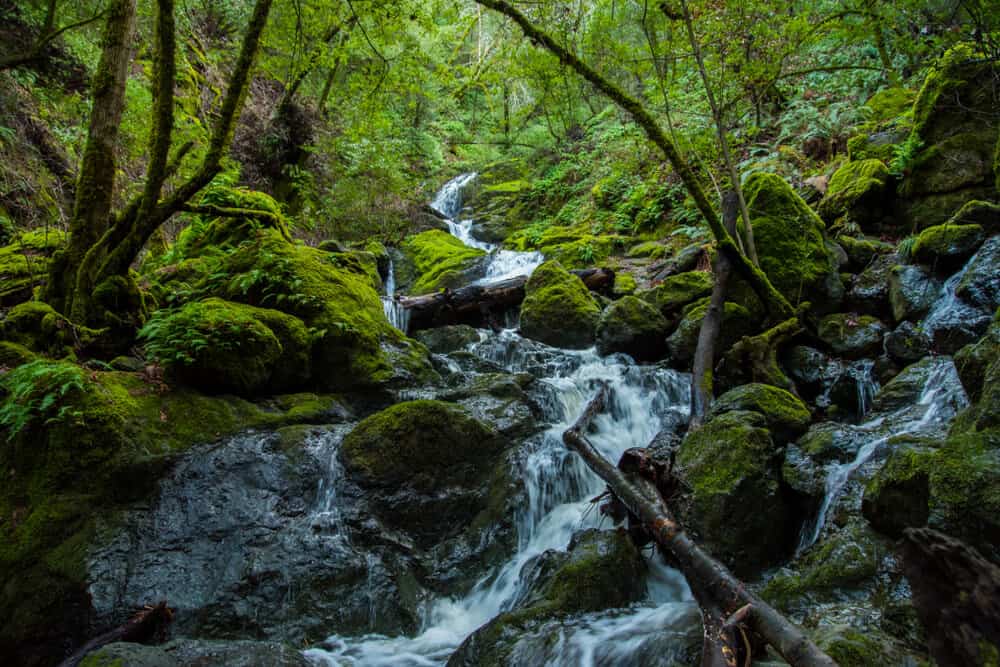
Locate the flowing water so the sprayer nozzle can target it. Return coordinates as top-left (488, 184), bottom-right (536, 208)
top-left (381, 257), bottom-right (410, 332)
top-left (305, 176), bottom-right (698, 666)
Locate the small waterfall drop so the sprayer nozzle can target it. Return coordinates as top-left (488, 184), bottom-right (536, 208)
top-left (381, 257), bottom-right (410, 333)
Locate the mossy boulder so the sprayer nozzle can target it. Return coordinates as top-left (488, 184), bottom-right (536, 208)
top-left (139, 298), bottom-right (311, 395)
top-left (447, 528), bottom-right (648, 667)
top-left (947, 199), bottom-right (1000, 232)
top-left (413, 324), bottom-right (480, 354)
top-left (595, 296), bottom-right (668, 361)
top-left (910, 223), bottom-right (985, 271)
top-left (504, 224), bottom-right (624, 270)
top-left (818, 159), bottom-right (892, 227)
top-left (340, 400), bottom-right (509, 546)
top-left (884, 321), bottom-right (931, 364)
top-left (816, 313), bottom-right (887, 359)
top-left (741, 172), bottom-right (842, 311)
top-left (708, 383), bottom-right (811, 444)
top-left (0, 229), bottom-right (66, 307)
top-left (0, 300), bottom-right (100, 359)
top-left (676, 410), bottom-right (795, 575)
top-left (638, 270), bottom-right (713, 318)
top-left (401, 230), bottom-right (486, 294)
top-left (612, 271), bottom-right (637, 296)
top-left (0, 341), bottom-right (35, 369)
top-left (900, 44), bottom-right (1000, 229)
top-left (665, 298), bottom-right (754, 364)
top-left (519, 261), bottom-right (600, 349)
top-left (836, 235), bottom-right (892, 271)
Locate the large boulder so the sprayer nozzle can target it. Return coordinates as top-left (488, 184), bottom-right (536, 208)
top-left (816, 313), bottom-right (887, 359)
top-left (596, 295), bottom-right (668, 360)
top-left (519, 261), bottom-right (601, 349)
top-left (139, 298), bottom-right (312, 395)
top-left (400, 230), bottom-right (486, 294)
top-left (707, 383), bottom-right (811, 444)
top-left (676, 410), bottom-right (797, 575)
top-left (888, 264), bottom-right (941, 323)
top-left (638, 270), bottom-right (713, 319)
top-left (340, 400), bottom-right (509, 547)
top-left (665, 298), bottom-right (754, 364)
top-left (956, 235), bottom-right (1000, 310)
top-left (899, 45), bottom-right (1000, 229)
top-left (817, 159), bottom-right (892, 228)
top-left (910, 223), bottom-right (985, 271)
top-left (741, 172), bottom-right (842, 311)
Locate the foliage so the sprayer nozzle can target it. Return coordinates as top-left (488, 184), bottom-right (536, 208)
top-left (0, 360), bottom-right (86, 442)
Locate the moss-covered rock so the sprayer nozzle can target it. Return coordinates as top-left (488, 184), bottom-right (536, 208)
top-left (0, 229), bottom-right (66, 307)
top-left (817, 313), bottom-right (887, 359)
top-left (595, 295), bottom-right (668, 361)
top-left (0, 341), bottom-right (35, 369)
top-left (884, 321), bottom-right (931, 364)
top-left (519, 261), bottom-right (600, 349)
top-left (638, 270), bottom-right (713, 317)
top-left (888, 264), bottom-right (941, 323)
top-left (612, 271), bottom-right (637, 296)
top-left (504, 224), bottom-right (625, 270)
top-left (900, 44), bottom-right (1000, 229)
top-left (910, 223), bottom-right (985, 270)
top-left (139, 298), bottom-right (311, 395)
top-left (812, 625), bottom-right (915, 667)
top-left (741, 172), bottom-right (842, 310)
top-left (836, 235), bottom-right (892, 271)
top-left (708, 383), bottom-right (811, 444)
top-left (340, 400), bottom-right (508, 545)
top-left (401, 230), bottom-right (485, 294)
top-left (818, 159), bottom-right (892, 227)
top-left (413, 325), bottom-right (480, 354)
top-left (676, 411), bottom-right (794, 575)
top-left (665, 298), bottom-right (754, 364)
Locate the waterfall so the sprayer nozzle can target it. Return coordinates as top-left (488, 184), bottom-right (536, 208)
top-left (381, 257), bottom-right (410, 333)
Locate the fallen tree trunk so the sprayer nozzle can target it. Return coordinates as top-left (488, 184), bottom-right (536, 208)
top-left (58, 601), bottom-right (173, 667)
top-left (563, 384), bottom-right (837, 667)
top-left (398, 267), bottom-right (614, 332)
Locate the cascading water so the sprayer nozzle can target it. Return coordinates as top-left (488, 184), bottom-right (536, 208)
top-left (431, 173), bottom-right (544, 284)
top-left (381, 257), bottom-right (410, 333)
top-left (305, 180), bottom-right (699, 667)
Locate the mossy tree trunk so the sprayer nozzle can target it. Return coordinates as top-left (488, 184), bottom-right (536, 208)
top-left (48, 0), bottom-right (275, 328)
top-left (474, 0), bottom-right (794, 322)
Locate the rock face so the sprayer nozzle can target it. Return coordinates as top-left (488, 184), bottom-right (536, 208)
top-left (884, 321), bottom-right (931, 363)
top-left (519, 261), bottom-right (601, 349)
top-left (741, 172), bottom-right (842, 311)
top-left (595, 295), bottom-right (668, 360)
top-left (888, 264), bottom-right (941, 322)
top-left (899, 45), bottom-right (1000, 229)
top-left (818, 159), bottom-right (892, 228)
top-left (340, 400), bottom-right (510, 546)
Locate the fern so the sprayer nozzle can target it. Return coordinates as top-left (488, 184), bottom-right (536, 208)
top-left (896, 235), bottom-right (917, 262)
top-left (0, 360), bottom-right (87, 442)
top-left (888, 135), bottom-right (924, 177)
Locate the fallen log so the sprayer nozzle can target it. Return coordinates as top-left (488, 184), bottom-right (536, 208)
top-left (58, 601), bottom-right (173, 667)
top-left (563, 384), bottom-right (837, 667)
top-left (398, 267), bottom-right (614, 332)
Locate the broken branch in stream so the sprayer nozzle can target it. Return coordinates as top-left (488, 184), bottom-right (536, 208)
top-left (562, 384), bottom-right (837, 667)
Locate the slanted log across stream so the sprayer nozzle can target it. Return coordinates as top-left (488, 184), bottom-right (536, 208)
top-left (398, 267), bottom-right (614, 331)
top-left (563, 384), bottom-right (838, 667)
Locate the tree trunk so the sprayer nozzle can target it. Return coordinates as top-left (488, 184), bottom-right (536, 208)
top-left (563, 385), bottom-right (838, 667)
top-left (689, 191), bottom-right (738, 429)
top-left (58, 601), bottom-right (173, 667)
top-left (399, 268), bottom-right (614, 332)
top-left (473, 0), bottom-right (793, 323)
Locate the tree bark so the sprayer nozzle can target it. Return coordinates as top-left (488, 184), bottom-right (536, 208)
top-left (473, 0), bottom-right (793, 322)
top-left (58, 601), bottom-right (173, 667)
top-left (399, 268), bottom-right (614, 332)
top-left (563, 385), bottom-right (838, 667)
top-left (689, 191), bottom-right (738, 429)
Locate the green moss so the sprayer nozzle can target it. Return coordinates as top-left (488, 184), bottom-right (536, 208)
top-left (0, 230), bottom-right (67, 307)
top-left (817, 159), bottom-right (891, 224)
top-left (504, 224), bottom-right (624, 269)
top-left (519, 261), bottom-right (601, 349)
top-left (402, 230), bottom-right (485, 294)
top-left (638, 271), bottom-right (713, 315)
top-left (742, 172), bottom-right (838, 308)
top-left (864, 87), bottom-right (916, 124)
top-left (813, 626), bottom-right (902, 667)
top-left (595, 295), bottom-right (667, 360)
top-left (175, 186), bottom-right (291, 258)
top-left (816, 313), bottom-right (886, 359)
top-left (612, 272), bottom-right (637, 296)
top-left (0, 300), bottom-right (101, 358)
top-left (665, 298), bottom-right (754, 364)
top-left (0, 342), bottom-right (35, 368)
top-left (910, 223), bottom-right (984, 267)
top-left (708, 383), bottom-right (810, 442)
top-left (626, 240), bottom-right (668, 259)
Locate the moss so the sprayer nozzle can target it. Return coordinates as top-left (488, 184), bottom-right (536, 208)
top-left (638, 271), bottom-right (713, 315)
top-left (864, 87), bottom-right (916, 124)
top-left (0, 300), bottom-right (102, 358)
top-left (742, 172), bottom-right (838, 308)
top-left (595, 295), bottom-right (667, 360)
top-left (708, 383), bottom-right (811, 443)
top-left (947, 200), bottom-right (1000, 231)
top-left (910, 223), bottom-right (984, 268)
top-left (816, 312), bottom-right (887, 359)
top-left (612, 272), bottom-right (637, 296)
top-left (520, 261), bottom-right (601, 349)
top-left (817, 159), bottom-right (891, 224)
top-left (665, 298), bottom-right (754, 364)
top-left (329, 249), bottom-right (382, 291)
top-left (504, 225), bottom-right (624, 269)
top-left (401, 230), bottom-right (485, 294)
top-left (836, 235), bottom-right (889, 268)
top-left (176, 186), bottom-right (290, 257)
top-left (626, 240), bottom-right (668, 259)
top-left (813, 626), bottom-right (903, 667)
top-left (0, 342), bottom-right (35, 368)
top-left (0, 229), bottom-right (67, 307)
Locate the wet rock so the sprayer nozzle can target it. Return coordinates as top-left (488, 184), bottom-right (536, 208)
top-left (888, 264), bottom-right (940, 322)
top-left (414, 324), bottom-right (480, 354)
top-left (80, 639), bottom-right (313, 667)
top-left (836, 235), bottom-right (892, 272)
top-left (676, 411), bottom-right (795, 575)
top-left (443, 372), bottom-right (539, 439)
top-left (845, 253), bottom-right (895, 317)
top-left (955, 236), bottom-right (1000, 310)
top-left (884, 321), bottom-right (931, 364)
top-left (783, 345), bottom-right (835, 389)
top-left (796, 421), bottom-right (866, 464)
top-left (872, 357), bottom-right (942, 412)
top-left (816, 313), bottom-right (887, 359)
top-left (954, 311), bottom-right (1000, 402)
top-left (340, 400), bottom-right (509, 547)
top-left (596, 295), bottom-right (669, 361)
top-left (782, 444), bottom-right (827, 501)
top-left (862, 442), bottom-right (933, 538)
top-left (911, 223), bottom-right (985, 272)
top-left (519, 261), bottom-right (600, 349)
top-left (649, 242), bottom-right (706, 279)
top-left (708, 383), bottom-right (811, 444)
